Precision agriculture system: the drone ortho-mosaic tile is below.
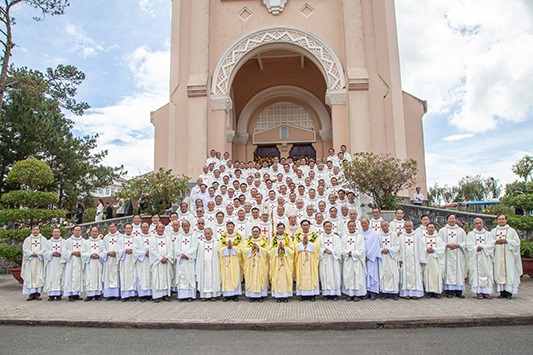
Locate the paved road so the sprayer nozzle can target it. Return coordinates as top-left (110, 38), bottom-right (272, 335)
top-left (0, 325), bottom-right (531, 355)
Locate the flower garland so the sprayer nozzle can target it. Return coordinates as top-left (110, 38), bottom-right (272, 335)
top-left (219, 232), bottom-right (242, 246)
top-left (295, 231), bottom-right (318, 244)
top-left (246, 235), bottom-right (268, 249)
top-left (271, 233), bottom-right (291, 249)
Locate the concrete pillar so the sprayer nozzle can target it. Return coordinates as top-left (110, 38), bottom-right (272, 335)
top-left (326, 90), bottom-right (349, 152)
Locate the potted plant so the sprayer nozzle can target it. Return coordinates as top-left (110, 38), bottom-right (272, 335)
top-left (521, 240), bottom-right (533, 277)
top-left (343, 152), bottom-right (418, 217)
top-left (0, 158), bottom-right (65, 284)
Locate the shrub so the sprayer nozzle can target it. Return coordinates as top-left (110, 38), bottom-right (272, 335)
top-left (0, 243), bottom-right (23, 267)
top-left (521, 240), bottom-right (533, 258)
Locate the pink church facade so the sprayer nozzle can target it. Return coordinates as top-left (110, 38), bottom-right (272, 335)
top-left (151, 0), bottom-right (427, 193)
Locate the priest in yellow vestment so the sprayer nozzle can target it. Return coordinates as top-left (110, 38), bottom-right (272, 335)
top-left (218, 222), bottom-right (243, 302)
top-left (269, 222), bottom-right (294, 303)
top-left (294, 219), bottom-right (320, 301)
top-left (243, 226), bottom-right (269, 302)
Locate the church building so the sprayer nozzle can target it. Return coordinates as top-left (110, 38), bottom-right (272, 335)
top-left (151, 0), bottom-right (427, 191)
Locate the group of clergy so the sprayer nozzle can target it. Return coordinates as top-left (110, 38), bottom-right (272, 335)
top-left (21, 210), bottom-right (522, 303)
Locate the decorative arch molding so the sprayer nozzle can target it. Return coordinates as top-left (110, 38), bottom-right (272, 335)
top-left (233, 85), bottom-right (332, 145)
top-left (211, 27), bottom-right (346, 110)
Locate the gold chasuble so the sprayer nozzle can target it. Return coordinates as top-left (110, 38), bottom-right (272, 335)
top-left (218, 232), bottom-right (243, 292)
top-left (294, 232), bottom-right (320, 291)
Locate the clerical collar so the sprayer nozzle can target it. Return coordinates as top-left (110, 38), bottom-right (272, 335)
top-left (497, 225), bottom-right (509, 229)
top-left (89, 237), bottom-right (100, 241)
top-left (404, 231), bottom-right (415, 235)
top-left (447, 224), bottom-right (458, 229)
top-left (425, 233), bottom-right (437, 237)
top-left (108, 232), bottom-right (119, 237)
top-left (124, 234), bottom-right (133, 237)
top-left (474, 228), bottom-right (486, 233)
top-left (156, 234), bottom-right (166, 238)
top-left (72, 236), bottom-right (82, 239)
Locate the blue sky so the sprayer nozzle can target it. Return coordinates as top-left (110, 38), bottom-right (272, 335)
top-left (7, 0), bottom-right (533, 190)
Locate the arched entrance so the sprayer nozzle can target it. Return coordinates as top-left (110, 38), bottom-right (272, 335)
top-left (209, 27), bottom-right (348, 163)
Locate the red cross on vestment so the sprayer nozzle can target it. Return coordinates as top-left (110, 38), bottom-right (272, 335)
top-left (144, 237), bottom-right (150, 246)
top-left (73, 242), bottom-right (82, 249)
top-left (262, 227), bottom-right (268, 235)
top-left (348, 238), bottom-right (355, 246)
top-left (32, 240), bottom-right (40, 248)
top-left (125, 239), bottom-right (133, 247)
top-left (205, 245), bottom-right (213, 252)
top-left (476, 235), bottom-right (485, 244)
top-left (157, 240), bottom-right (166, 248)
top-left (109, 238), bottom-right (117, 245)
top-left (427, 239), bottom-right (435, 247)
top-left (237, 225), bottom-right (246, 232)
top-left (448, 231), bottom-right (457, 239)
top-left (406, 238), bottom-right (413, 246)
top-left (325, 239), bottom-right (333, 248)
top-left (52, 243), bottom-right (61, 252)
top-left (383, 238), bottom-right (390, 246)
top-left (496, 231), bottom-right (506, 239)
top-left (91, 242), bottom-right (99, 251)
top-left (183, 238), bottom-right (190, 245)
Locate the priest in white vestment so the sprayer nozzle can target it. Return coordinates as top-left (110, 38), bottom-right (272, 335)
top-left (43, 227), bottom-right (65, 301)
top-left (389, 209), bottom-right (406, 237)
top-left (82, 226), bottom-right (104, 301)
top-left (378, 221), bottom-right (400, 300)
top-left (423, 223), bottom-right (445, 298)
top-left (491, 215), bottom-right (523, 299)
top-left (319, 221), bottom-right (342, 299)
top-left (102, 222), bottom-right (122, 300)
top-left (398, 221), bottom-right (426, 299)
top-left (341, 220), bottom-right (366, 301)
top-left (196, 228), bottom-right (221, 300)
top-left (466, 218), bottom-right (494, 299)
top-left (150, 223), bottom-right (174, 302)
top-left (438, 214), bottom-right (467, 298)
top-left (61, 225), bottom-right (85, 302)
top-left (118, 224), bottom-right (138, 301)
top-left (175, 220), bottom-right (198, 301)
top-left (21, 225), bottom-right (47, 300)
top-left (134, 222), bottom-right (152, 301)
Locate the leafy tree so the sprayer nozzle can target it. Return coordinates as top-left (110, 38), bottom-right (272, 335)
top-left (343, 152), bottom-right (418, 210)
top-left (116, 168), bottom-right (190, 215)
top-left (427, 176), bottom-right (501, 206)
top-left (0, 66), bottom-right (123, 211)
top-left (0, 0), bottom-right (70, 108)
top-left (512, 155), bottom-right (533, 183)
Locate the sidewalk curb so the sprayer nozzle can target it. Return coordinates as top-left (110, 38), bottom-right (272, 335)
top-left (1, 316), bottom-right (532, 330)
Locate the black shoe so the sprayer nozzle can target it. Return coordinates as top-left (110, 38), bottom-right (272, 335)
top-left (362, 293), bottom-right (369, 300)
top-left (277, 299), bottom-right (282, 303)
top-left (201, 298), bottom-right (207, 302)
top-left (211, 297), bottom-right (217, 302)
top-left (446, 292), bottom-right (454, 298)
top-left (249, 298), bottom-right (255, 303)
top-left (48, 297), bottom-right (54, 302)
top-left (105, 297), bottom-right (113, 301)
top-left (435, 293), bottom-right (442, 299)
top-left (353, 296), bottom-right (360, 302)
top-left (258, 298), bottom-right (264, 303)
top-left (139, 297), bottom-right (146, 302)
top-left (299, 297), bottom-right (305, 302)
top-left (223, 297), bottom-right (229, 302)
top-left (68, 296), bottom-right (75, 302)
top-left (455, 291), bottom-right (465, 299)
top-left (504, 291), bottom-right (512, 300)
top-left (84, 297), bottom-right (93, 302)
top-left (283, 298), bottom-right (288, 303)
top-left (346, 296), bottom-right (353, 302)
top-left (332, 296), bottom-right (338, 301)
top-left (310, 297), bottom-right (316, 302)
top-left (393, 294), bottom-right (399, 301)
top-left (95, 296), bottom-right (102, 301)
top-left (425, 293), bottom-right (432, 299)
top-left (121, 298), bottom-right (128, 302)
top-left (55, 296), bottom-right (62, 301)
top-left (115, 297), bottom-right (121, 301)
top-left (233, 296), bottom-right (239, 302)
top-left (369, 293), bottom-right (377, 301)
top-left (131, 297), bottom-right (137, 302)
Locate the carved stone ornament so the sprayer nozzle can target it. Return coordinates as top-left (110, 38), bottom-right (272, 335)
top-left (263, 0), bottom-right (288, 15)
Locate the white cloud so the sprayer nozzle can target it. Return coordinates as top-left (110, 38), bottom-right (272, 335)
top-left (441, 133), bottom-right (474, 142)
top-left (397, 0), bottom-right (533, 133)
top-left (73, 46), bottom-right (170, 177)
top-left (65, 23), bottom-right (105, 58)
